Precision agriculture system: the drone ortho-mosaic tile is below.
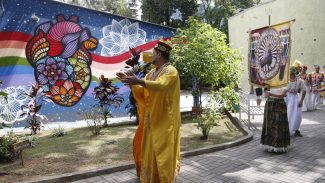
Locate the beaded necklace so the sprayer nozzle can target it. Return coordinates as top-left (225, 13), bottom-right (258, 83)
top-left (311, 72), bottom-right (322, 89)
top-left (300, 73), bottom-right (307, 80)
top-left (149, 62), bottom-right (170, 81)
top-left (288, 77), bottom-right (298, 93)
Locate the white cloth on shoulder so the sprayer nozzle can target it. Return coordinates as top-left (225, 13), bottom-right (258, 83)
top-left (285, 78), bottom-right (306, 135)
top-left (301, 80), bottom-right (313, 111)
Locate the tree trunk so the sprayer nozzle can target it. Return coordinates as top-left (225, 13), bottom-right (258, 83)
top-left (103, 109), bottom-right (108, 127)
top-left (201, 129), bottom-right (209, 140)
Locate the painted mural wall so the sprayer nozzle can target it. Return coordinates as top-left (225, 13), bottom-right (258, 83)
top-left (0, 0), bottom-right (175, 126)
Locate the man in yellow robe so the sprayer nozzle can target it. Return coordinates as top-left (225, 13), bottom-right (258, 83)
top-left (117, 41), bottom-right (181, 183)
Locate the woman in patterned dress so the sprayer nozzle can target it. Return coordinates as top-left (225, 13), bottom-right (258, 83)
top-left (261, 66), bottom-right (306, 152)
top-left (261, 86), bottom-right (290, 153)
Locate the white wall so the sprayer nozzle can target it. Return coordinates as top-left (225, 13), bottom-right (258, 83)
top-left (228, 0), bottom-right (325, 91)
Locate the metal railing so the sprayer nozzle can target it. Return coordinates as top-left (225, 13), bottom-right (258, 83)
top-left (238, 91), bottom-right (264, 130)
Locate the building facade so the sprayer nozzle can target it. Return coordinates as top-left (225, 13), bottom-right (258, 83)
top-left (228, 0), bottom-right (325, 91)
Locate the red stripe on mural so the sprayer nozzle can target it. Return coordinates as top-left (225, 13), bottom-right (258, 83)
top-left (92, 52), bottom-right (130, 64)
top-left (0, 32), bottom-right (32, 41)
top-left (91, 38), bottom-right (171, 64)
top-left (0, 32), bottom-right (172, 64)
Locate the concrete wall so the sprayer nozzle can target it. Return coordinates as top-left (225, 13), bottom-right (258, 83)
top-left (228, 0), bottom-right (325, 91)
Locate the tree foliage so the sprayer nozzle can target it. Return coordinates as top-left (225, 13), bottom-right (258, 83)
top-left (200, 0), bottom-right (261, 35)
top-left (142, 0), bottom-right (198, 27)
top-left (171, 0), bottom-right (198, 27)
top-left (58, 0), bottom-right (133, 18)
top-left (142, 0), bottom-right (172, 25)
top-left (172, 17), bottom-right (242, 108)
top-left (141, 0), bottom-right (260, 29)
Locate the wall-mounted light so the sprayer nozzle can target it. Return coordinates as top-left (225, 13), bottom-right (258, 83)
top-left (31, 13), bottom-right (40, 22)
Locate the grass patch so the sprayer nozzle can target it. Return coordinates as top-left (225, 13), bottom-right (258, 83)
top-left (0, 116), bottom-right (243, 183)
top-left (180, 116), bottom-right (242, 151)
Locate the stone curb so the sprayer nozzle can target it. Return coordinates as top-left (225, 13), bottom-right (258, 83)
top-left (21, 163), bottom-right (135, 183)
top-left (24, 111), bottom-right (253, 183)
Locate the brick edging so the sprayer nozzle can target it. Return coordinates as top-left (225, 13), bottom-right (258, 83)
top-left (24, 112), bottom-right (253, 183)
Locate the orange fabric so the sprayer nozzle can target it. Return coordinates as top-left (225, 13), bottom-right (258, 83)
top-left (132, 85), bottom-right (145, 177)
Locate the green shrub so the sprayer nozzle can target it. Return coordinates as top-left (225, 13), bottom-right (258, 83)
top-left (20, 135), bottom-right (37, 147)
top-left (213, 87), bottom-right (239, 112)
top-left (51, 125), bottom-right (67, 137)
top-left (0, 130), bottom-right (18, 162)
top-left (196, 92), bottom-right (222, 140)
top-left (82, 107), bottom-right (103, 136)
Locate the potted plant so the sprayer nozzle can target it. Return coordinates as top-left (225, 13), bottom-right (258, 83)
top-left (93, 75), bottom-right (124, 127)
top-left (20, 83), bottom-right (47, 135)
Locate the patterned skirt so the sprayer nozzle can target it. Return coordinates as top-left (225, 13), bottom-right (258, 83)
top-left (260, 98), bottom-right (290, 153)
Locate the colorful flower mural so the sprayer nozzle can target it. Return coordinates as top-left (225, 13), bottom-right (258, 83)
top-left (26, 14), bottom-right (98, 106)
top-left (0, 0), bottom-right (174, 124)
top-left (49, 80), bottom-right (83, 106)
top-left (36, 57), bottom-right (69, 86)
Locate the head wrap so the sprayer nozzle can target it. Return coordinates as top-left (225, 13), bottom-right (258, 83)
top-left (290, 66), bottom-right (299, 76)
top-left (293, 59), bottom-right (303, 68)
top-left (154, 41), bottom-right (172, 53)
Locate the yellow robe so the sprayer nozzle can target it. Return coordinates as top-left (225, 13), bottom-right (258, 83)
top-left (132, 64), bottom-right (181, 183)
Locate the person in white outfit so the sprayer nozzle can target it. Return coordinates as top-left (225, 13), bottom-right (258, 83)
top-left (310, 65), bottom-right (324, 110)
top-left (286, 66), bottom-right (306, 137)
top-left (314, 87), bottom-right (325, 106)
top-left (299, 65), bottom-right (312, 111)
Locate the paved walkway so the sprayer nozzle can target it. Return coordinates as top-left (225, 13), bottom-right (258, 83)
top-left (73, 107), bottom-right (325, 183)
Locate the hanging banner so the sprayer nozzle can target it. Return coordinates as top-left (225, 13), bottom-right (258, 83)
top-left (248, 21), bottom-right (291, 88)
